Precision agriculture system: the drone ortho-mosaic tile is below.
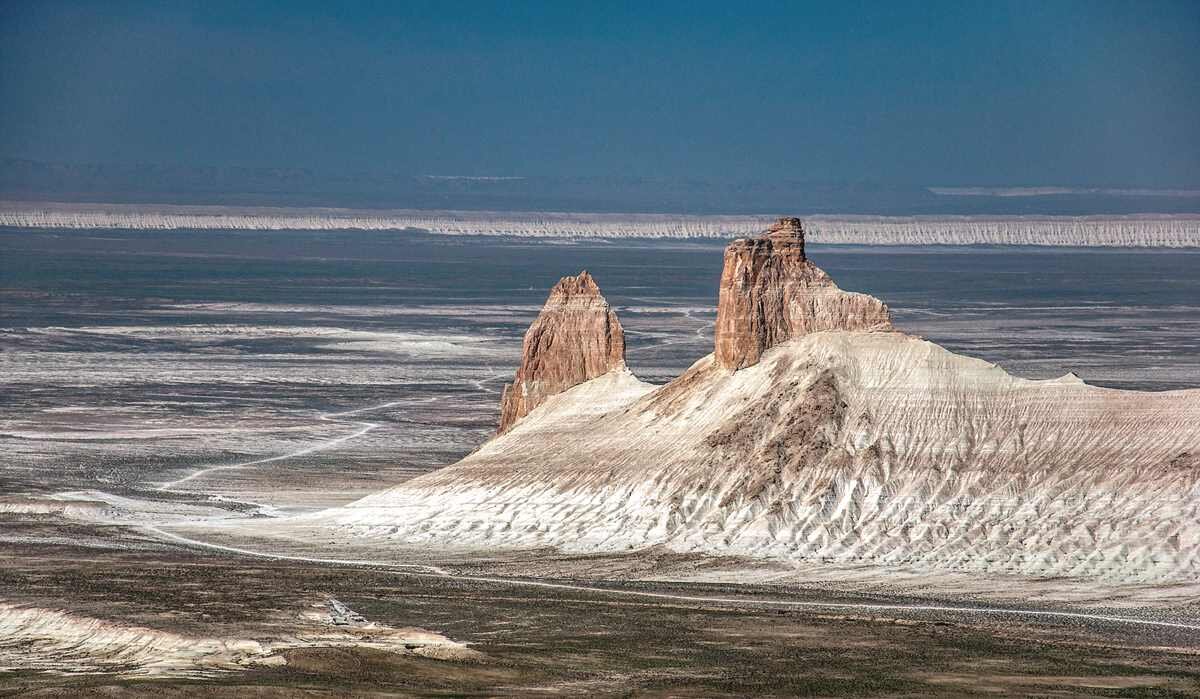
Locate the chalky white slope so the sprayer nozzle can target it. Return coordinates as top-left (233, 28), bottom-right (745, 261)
top-left (323, 332), bottom-right (1199, 583)
top-left (316, 220), bottom-right (1200, 585)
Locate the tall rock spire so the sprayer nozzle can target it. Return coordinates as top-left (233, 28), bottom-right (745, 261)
top-left (714, 217), bottom-right (892, 370)
top-left (498, 271), bottom-right (626, 434)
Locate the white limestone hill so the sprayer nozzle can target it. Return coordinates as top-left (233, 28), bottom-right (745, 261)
top-left (290, 219), bottom-right (1200, 588)
top-left (315, 330), bottom-right (1200, 584)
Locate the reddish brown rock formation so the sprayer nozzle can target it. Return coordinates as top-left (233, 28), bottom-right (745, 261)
top-left (498, 271), bottom-right (626, 434)
top-left (714, 217), bottom-right (892, 370)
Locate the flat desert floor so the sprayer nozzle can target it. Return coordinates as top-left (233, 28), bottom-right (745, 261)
top-left (2, 228), bottom-right (1199, 696)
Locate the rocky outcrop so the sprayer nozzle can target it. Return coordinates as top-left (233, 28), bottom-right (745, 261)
top-left (714, 217), bottom-right (893, 370)
top-left (309, 224), bottom-right (1200, 588)
top-left (497, 271), bottom-right (626, 434)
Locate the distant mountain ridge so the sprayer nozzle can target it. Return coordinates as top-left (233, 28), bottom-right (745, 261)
top-left (3, 201), bottom-right (1198, 246)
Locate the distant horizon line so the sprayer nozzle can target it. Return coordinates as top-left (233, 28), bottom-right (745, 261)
top-left (5, 155), bottom-right (1199, 194)
top-left (929, 186), bottom-right (1200, 198)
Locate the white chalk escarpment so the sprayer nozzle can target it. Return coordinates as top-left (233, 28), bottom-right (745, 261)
top-left (317, 219), bottom-right (1200, 585)
top-left (4, 202), bottom-right (1200, 247)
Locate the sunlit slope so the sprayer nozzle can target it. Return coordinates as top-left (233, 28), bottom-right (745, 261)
top-left (322, 331), bottom-right (1200, 583)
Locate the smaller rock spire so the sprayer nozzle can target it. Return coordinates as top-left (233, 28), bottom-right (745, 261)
top-left (497, 271), bottom-right (626, 434)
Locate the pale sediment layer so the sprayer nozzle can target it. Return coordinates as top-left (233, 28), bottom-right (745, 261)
top-left (2, 202), bottom-right (1199, 246)
top-left (0, 599), bottom-right (479, 678)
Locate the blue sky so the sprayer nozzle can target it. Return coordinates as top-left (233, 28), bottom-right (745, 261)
top-left (2, 1), bottom-right (1197, 187)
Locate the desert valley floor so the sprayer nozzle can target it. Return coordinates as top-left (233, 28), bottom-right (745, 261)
top-left (2, 227), bottom-right (1200, 696)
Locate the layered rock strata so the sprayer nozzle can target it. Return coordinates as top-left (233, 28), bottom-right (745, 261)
top-left (497, 271), bottom-right (626, 434)
top-left (714, 217), bottom-right (892, 370)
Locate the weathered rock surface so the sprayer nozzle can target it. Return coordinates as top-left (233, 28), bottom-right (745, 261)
top-left (298, 217), bottom-right (1200, 590)
top-left (322, 332), bottom-right (1200, 585)
top-left (714, 217), bottom-right (892, 370)
top-left (497, 271), bottom-right (626, 434)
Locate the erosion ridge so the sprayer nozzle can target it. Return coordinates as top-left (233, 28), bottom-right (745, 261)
top-left (305, 218), bottom-right (1200, 587)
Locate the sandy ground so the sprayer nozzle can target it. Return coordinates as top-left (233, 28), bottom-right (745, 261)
top-left (2, 516), bottom-right (1200, 697)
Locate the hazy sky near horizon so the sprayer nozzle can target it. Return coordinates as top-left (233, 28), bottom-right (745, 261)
top-left (2, 1), bottom-right (1198, 187)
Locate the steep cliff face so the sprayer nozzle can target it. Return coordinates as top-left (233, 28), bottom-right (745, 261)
top-left (714, 217), bottom-right (892, 370)
top-left (497, 271), bottom-right (626, 434)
